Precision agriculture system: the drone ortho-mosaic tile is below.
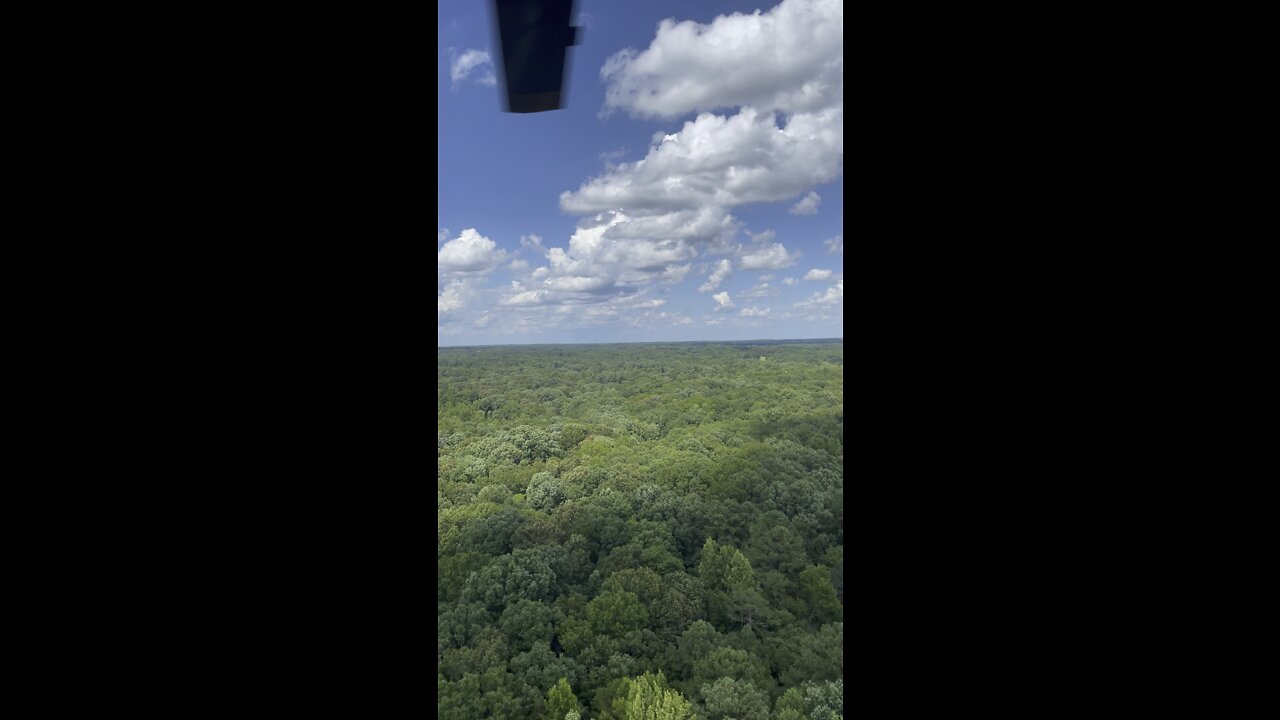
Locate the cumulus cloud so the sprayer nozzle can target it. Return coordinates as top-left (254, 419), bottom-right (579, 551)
top-left (438, 228), bottom-right (507, 274)
top-left (602, 207), bottom-right (741, 249)
top-left (795, 279), bottom-right (843, 308)
top-left (740, 242), bottom-right (797, 270)
top-left (661, 264), bottom-right (692, 284)
top-left (543, 0), bottom-right (841, 325)
top-left (509, 259), bottom-right (530, 271)
top-left (561, 107), bottom-right (842, 216)
top-left (741, 282), bottom-right (779, 299)
top-left (824, 234), bottom-right (843, 254)
top-left (503, 209), bottom-right (728, 309)
top-left (545, 275), bottom-right (615, 293)
top-left (438, 228), bottom-right (450, 244)
top-left (450, 49), bottom-right (496, 88)
top-left (782, 276), bottom-right (798, 286)
top-left (438, 279), bottom-right (473, 318)
top-left (460, 0), bottom-right (842, 337)
top-left (789, 191), bottom-right (822, 215)
top-left (501, 289), bottom-right (546, 307)
top-left (804, 268), bottom-right (833, 281)
top-left (438, 288), bottom-right (464, 314)
top-left (599, 0), bottom-right (843, 119)
top-left (699, 258), bottom-right (732, 293)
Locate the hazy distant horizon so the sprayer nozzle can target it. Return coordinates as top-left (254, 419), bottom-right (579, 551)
top-left (438, 335), bottom-right (843, 349)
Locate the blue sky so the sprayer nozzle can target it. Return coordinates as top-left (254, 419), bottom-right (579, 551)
top-left (438, 0), bottom-right (842, 345)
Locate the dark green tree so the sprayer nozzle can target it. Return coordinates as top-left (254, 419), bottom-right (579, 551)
top-left (798, 565), bottom-right (842, 624)
top-left (699, 677), bottom-right (769, 720)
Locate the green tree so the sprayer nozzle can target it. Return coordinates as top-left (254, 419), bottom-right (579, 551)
top-left (666, 620), bottom-right (722, 696)
top-left (586, 590), bottom-right (649, 638)
top-left (528, 471), bottom-right (568, 511)
top-left (801, 679), bottom-right (842, 719)
top-left (773, 687), bottom-right (806, 720)
top-left (823, 545), bottom-right (843, 602)
top-left (700, 677), bottom-right (769, 720)
top-left (692, 647), bottom-right (775, 702)
top-left (609, 671), bottom-right (693, 720)
top-left (779, 624), bottom-right (843, 688)
top-left (652, 572), bottom-right (706, 637)
top-left (798, 565), bottom-right (842, 624)
top-left (542, 677), bottom-right (584, 720)
top-left (601, 567), bottom-right (664, 607)
top-left (499, 599), bottom-right (560, 650)
top-left (700, 538), bottom-right (769, 630)
top-left (478, 396), bottom-right (504, 420)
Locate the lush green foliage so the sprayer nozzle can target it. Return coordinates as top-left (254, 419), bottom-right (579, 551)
top-left (439, 341), bottom-right (843, 719)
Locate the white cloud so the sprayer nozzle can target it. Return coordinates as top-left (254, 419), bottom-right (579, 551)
top-left (600, 0), bottom-right (843, 119)
top-left (824, 234), bottom-right (843, 254)
top-left (782, 276), bottom-right (798, 286)
top-left (661, 264), bottom-right (692, 284)
top-left (438, 289), bottom-right (464, 314)
top-left (789, 190), bottom-right (821, 215)
top-left (438, 228), bottom-right (450, 244)
top-left (438, 228), bottom-right (507, 274)
top-left (450, 49), bottom-right (496, 88)
top-left (602, 207), bottom-right (741, 248)
top-left (741, 282), bottom-right (779, 299)
top-left (795, 279), bottom-right (843, 308)
top-left (561, 107), bottom-right (843, 216)
top-left (545, 275), bottom-right (614, 293)
top-left (549, 0), bottom-right (841, 324)
top-left (699, 258), bottom-right (733, 293)
top-left (804, 268), bottom-right (833, 281)
top-left (598, 147), bottom-right (627, 164)
top-left (460, 0), bottom-right (843, 337)
top-left (502, 289), bottom-right (546, 307)
top-left (740, 242), bottom-right (797, 270)
top-left (438, 280), bottom-right (470, 317)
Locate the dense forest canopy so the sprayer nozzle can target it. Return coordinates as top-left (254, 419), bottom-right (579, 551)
top-left (438, 341), bottom-right (843, 719)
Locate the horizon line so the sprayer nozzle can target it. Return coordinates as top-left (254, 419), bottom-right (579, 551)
top-left (438, 336), bottom-right (843, 349)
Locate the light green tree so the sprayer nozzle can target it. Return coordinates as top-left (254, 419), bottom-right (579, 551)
top-left (542, 677), bottom-right (584, 720)
top-left (609, 671), bottom-right (693, 720)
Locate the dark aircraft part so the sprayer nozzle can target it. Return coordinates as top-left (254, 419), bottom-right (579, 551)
top-left (492, 0), bottom-right (580, 113)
